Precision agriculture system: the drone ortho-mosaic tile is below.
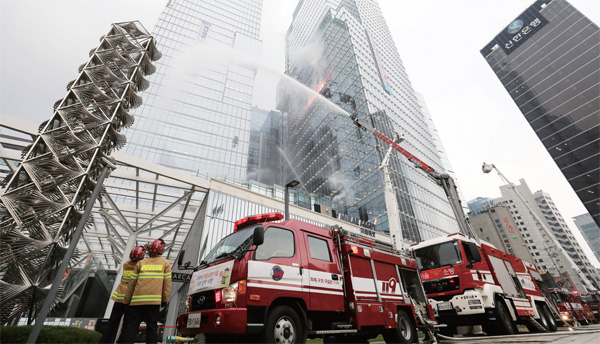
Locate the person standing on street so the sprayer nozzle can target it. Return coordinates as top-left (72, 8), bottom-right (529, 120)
top-left (100, 245), bottom-right (145, 344)
top-left (122, 239), bottom-right (171, 344)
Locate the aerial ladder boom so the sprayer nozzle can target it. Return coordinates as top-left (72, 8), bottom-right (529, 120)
top-left (351, 116), bottom-right (479, 244)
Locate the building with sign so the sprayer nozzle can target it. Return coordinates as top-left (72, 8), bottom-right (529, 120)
top-left (481, 0), bottom-right (600, 226)
top-left (470, 205), bottom-right (534, 262)
top-left (493, 178), bottom-right (600, 291)
top-left (277, 0), bottom-right (460, 243)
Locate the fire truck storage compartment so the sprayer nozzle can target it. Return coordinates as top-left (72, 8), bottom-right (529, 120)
top-left (347, 252), bottom-right (380, 302)
top-left (399, 268), bottom-right (427, 304)
top-left (487, 255), bottom-right (521, 299)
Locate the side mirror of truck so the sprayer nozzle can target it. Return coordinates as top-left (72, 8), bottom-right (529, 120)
top-left (177, 250), bottom-right (194, 270)
top-left (253, 227), bottom-right (264, 246)
top-left (463, 242), bottom-right (482, 268)
top-left (468, 242), bottom-right (482, 263)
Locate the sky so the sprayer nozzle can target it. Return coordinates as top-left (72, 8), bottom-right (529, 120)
top-left (1, 0), bottom-right (598, 266)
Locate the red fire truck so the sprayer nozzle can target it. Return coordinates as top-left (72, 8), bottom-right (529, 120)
top-left (412, 233), bottom-right (558, 336)
top-left (175, 213), bottom-right (436, 343)
top-left (581, 290), bottom-right (600, 322)
top-left (548, 287), bottom-right (594, 325)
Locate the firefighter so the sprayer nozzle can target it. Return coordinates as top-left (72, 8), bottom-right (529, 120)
top-left (122, 239), bottom-right (172, 344)
top-left (100, 245), bottom-right (145, 344)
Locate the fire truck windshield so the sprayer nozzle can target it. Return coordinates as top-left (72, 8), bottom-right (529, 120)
top-left (203, 226), bottom-right (257, 264)
top-left (414, 241), bottom-right (462, 271)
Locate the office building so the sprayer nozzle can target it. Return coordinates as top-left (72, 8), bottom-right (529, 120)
top-left (278, 0), bottom-right (460, 243)
top-left (467, 197), bottom-right (494, 216)
top-left (481, 0), bottom-right (600, 225)
top-left (470, 205), bottom-right (534, 262)
top-left (494, 178), bottom-right (600, 291)
top-left (247, 107), bottom-right (282, 186)
top-left (573, 213), bottom-right (600, 263)
top-left (123, 0), bottom-right (263, 180)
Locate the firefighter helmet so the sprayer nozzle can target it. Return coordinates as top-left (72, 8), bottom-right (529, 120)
top-left (130, 246), bottom-right (145, 260)
top-left (149, 239), bottom-right (165, 255)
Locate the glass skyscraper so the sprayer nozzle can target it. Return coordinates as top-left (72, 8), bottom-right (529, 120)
top-left (124, 0), bottom-right (263, 180)
top-left (278, 0), bottom-right (460, 242)
top-left (573, 213), bottom-right (600, 263)
top-left (481, 0), bottom-right (599, 225)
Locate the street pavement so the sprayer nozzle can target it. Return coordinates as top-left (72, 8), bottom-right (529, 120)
top-left (436, 324), bottom-right (600, 343)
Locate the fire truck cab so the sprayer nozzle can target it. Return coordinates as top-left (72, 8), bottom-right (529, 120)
top-left (581, 291), bottom-right (600, 322)
top-left (176, 213), bottom-right (435, 343)
top-left (412, 233), bottom-right (557, 336)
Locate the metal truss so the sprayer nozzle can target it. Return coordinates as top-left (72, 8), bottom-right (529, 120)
top-left (0, 21), bottom-right (161, 325)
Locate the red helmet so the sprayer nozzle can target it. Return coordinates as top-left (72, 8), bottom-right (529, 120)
top-left (149, 239), bottom-right (165, 255)
top-left (130, 246), bottom-right (145, 260)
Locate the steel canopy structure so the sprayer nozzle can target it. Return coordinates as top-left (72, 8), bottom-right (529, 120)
top-left (0, 21), bottom-right (161, 324)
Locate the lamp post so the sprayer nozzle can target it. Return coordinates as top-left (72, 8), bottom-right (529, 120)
top-left (285, 180), bottom-right (300, 220)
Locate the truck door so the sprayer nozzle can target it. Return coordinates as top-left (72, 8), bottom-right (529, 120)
top-left (248, 226), bottom-right (305, 304)
top-left (301, 232), bottom-right (345, 311)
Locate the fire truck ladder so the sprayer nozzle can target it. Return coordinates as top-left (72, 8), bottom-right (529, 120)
top-left (331, 225), bottom-right (398, 255)
top-left (351, 116), bottom-right (480, 244)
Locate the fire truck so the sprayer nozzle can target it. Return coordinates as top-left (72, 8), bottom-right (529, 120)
top-left (547, 287), bottom-right (591, 325)
top-left (175, 212), bottom-right (436, 343)
top-left (347, 115), bottom-right (560, 336)
top-left (581, 290), bottom-right (600, 322)
top-left (412, 234), bottom-right (558, 335)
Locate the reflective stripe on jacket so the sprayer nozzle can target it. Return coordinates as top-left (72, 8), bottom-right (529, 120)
top-left (111, 260), bottom-right (138, 303)
top-left (123, 255), bottom-right (172, 306)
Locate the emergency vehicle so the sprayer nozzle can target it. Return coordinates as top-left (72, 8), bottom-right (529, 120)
top-left (548, 287), bottom-right (592, 325)
top-left (175, 212), bottom-right (436, 343)
top-left (581, 291), bottom-right (600, 322)
top-left (412, 233), bottom-right (557, 336)
top-left (347, 115), bottom-right (560, 336)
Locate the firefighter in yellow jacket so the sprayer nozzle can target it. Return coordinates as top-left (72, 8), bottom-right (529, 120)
top-left (122, 239), bottom-right (172, 344)
top-left (100, 245), bottom-right (145, 344)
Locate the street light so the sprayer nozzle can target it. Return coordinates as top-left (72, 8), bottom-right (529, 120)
top-left (285, 180), bottom-right (300, 220)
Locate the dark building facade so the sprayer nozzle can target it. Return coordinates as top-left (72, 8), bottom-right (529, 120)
top-left (481, 0), bottom-right (600, 225)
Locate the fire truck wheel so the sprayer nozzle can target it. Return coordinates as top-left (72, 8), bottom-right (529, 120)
top-left (484, 300), bottom-right (515, 335)
top-left (541, 304), bottom-right (557, 332)
top-left (261, 305), bottom-right (306, 344)
top-left (382, 310), bottom-right (417, 343)
top-left (528, 304), bottom-right (549, 333)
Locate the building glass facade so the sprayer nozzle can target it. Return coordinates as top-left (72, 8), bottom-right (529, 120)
top-left (247, 107), bottom-right (282, 186)
top-left (277, 0), bottom-right (460, 243)
top-left (467, 197), bottom-right (494, 216)
top-left (123, 0), bottom-right (263, 180)
top-left (481, 0), bottom-right (600, 225)
top-left (573, 213), bottom-right (600, 263)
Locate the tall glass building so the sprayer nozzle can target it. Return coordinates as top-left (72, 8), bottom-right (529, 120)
top-left (481, 0), bottom-right (599, 225)
top-left (123, 0), bottom-right (263, 180)
top-left (573, 213), bottom-right (600, 262)
top-left (278, 0), bottom-right (460, 242)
